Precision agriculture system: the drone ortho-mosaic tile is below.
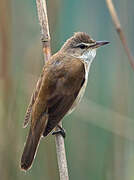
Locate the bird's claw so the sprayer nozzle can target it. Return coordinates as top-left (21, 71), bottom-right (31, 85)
top-left (52, 125), bottom-right (66, 138)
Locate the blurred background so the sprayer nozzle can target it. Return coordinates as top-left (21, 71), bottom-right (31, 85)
top-left (0, 0), bottom-right (134, 179)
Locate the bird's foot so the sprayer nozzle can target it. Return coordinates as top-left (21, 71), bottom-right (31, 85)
top-left (52, 125), bottom-right (66, 138)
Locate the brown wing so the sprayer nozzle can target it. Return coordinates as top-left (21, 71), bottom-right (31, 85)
top-left (42, 57), bottom-right (85, 137)
top-left (29, 55), bottom-right (85, 135)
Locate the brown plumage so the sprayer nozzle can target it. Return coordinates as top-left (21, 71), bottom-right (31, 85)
top-left (21, 53), bottom-right (85, 170)
top-left (21, 32), bottom-right (109, 171)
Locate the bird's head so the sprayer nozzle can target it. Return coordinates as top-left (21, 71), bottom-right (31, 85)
top-left (60, 32), bottom-right (109, 63)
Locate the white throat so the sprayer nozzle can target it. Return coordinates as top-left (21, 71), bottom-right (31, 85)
top-left (79, 49), bottom-right (96, 81)
top-left (79, 49), bottom-right (96, 64)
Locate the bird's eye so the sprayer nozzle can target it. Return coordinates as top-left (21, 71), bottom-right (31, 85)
top-left (78, 44), bottom-right (87, 49)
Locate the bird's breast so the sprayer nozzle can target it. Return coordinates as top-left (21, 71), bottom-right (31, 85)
top-left (67, 61), bottom-right (91, 115)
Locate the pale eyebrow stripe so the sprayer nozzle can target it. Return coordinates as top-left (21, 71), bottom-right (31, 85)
top-left (74, 43), bottom-right (89, 48)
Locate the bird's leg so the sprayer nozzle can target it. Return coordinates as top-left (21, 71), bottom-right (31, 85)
top-left (52, 125), bottom-right (66, 138)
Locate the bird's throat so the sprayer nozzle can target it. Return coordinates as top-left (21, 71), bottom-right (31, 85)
top-left (79, 49), bottom-right (96, 63)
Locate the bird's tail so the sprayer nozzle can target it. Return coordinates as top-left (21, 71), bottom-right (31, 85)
top-left (21, 115), bottom-right (48, 171)
top-left (20, 127), bottom-right (42, 171)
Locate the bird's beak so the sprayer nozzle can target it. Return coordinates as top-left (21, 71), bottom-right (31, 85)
top-left (90, 41), bottom-right (110, 49)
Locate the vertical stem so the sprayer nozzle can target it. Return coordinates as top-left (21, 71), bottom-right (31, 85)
top-left (36, 0), bottom-right (69, 179)
top-left (55, 122), bottom-right (69, 180)
top-left (36, 0), bottom-right (51, 62)
top-left (106, 0), bottom-right (134, 70)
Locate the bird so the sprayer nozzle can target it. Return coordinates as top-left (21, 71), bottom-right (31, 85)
top-left (21, 32), bottom-right (109, 171)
